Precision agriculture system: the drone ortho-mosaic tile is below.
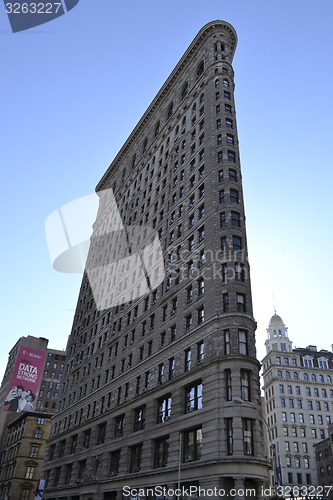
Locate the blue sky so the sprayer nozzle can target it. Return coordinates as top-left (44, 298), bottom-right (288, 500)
top-left (1, 0), bottom-right (333, 379)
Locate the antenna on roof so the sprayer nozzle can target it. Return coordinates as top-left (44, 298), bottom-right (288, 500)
top-left (272, 292), bottom-right (276, 315)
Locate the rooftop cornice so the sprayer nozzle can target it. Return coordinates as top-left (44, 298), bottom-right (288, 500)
top-left (96, 20), bottom-right (237, 193)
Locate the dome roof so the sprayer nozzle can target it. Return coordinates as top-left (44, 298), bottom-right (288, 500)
top-left (269, 314), bottom-right (285, 328)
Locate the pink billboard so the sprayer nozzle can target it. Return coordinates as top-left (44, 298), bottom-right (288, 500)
top-left (3, 345), bottom-right (47, 413)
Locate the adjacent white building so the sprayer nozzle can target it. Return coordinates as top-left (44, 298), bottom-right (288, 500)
top-left (262, 314), bottom-right (333, 487)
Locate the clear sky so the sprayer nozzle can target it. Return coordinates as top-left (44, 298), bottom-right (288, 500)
top-left (1, 0), bottom-right (333, 380)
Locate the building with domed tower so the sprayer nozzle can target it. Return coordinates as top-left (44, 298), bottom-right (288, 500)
top-left (262, 314), bottom-right (333, 489)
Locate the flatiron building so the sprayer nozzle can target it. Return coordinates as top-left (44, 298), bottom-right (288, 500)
top-left (44, 20), bottom-right (269, 500)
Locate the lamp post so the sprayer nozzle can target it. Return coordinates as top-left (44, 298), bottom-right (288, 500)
top-left (232, 398), bottom-right (276, 493)
top-left (177, 432), bottom-right (182, 496)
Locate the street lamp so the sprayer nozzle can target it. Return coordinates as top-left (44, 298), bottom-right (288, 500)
top-left (177, 432), bottom-right (182, 494)
top-left (232, 398), bottom-right (276, 491)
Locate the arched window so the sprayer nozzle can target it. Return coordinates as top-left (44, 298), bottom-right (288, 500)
top-left (285, 371), bottom-right (290, 379)
top-left (293, 372), bottom-right (298, 380)
top-left (181, 82), bottom-right (188, 100)
top-left (167, 102), bottom-right (174, 119)
top-left (196, 60), bottom-right (204, 78)
top-left (154, 121), bottom-right (160, 137)
top-left (319, 375), bottom-right (324, 383)
top-left (131, 154), bottom-right (136, 169)
top-left (34, 428), bottom-right (42, 439)
top-left (303, 373), bottom-right (309, 381)
top-left (277, 370), bottom-right (282, 379)
top-left (327, 375), bottom-right (332, 383)
top-left (311, 374), bottom-right (316, 382)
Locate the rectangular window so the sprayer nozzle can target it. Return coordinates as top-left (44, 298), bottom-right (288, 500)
top-left (185, 348), bottom-right (191, 372)
top-left (231, 211), bottom-right (240, 227)
top-left (224, 329), bottom-right (230, 354)
top-left (240, 370), bottom-right (251, 401)
top-left (235, 263), bottom-right (245, 281)
top-left (25, 466), bottom-right (35, 480)
top-left (65, 464), bottom-right (72, 485)
top-left (226, 118), bottom-right (233, 128)
top-left (169, 357), bottom-right (175, 379)
top-left (228, 150), bottom-right (236, 162)
top-left (97, 422), bottom-right (106, 444)
top-left (233, 236), bottom-right (242, 251)
top-left (225, 369), bottom-right (232, 401)
top-left (114, 415), bottom-right (124, 438)
top-left (183, 428), bottom-right (202, 462)
top-left (30, 445), bottom-right (39, 458)
top-left (223, 293), bottom-right (229, 313)
top-left (199, 204), bottom-right (205, 219)
top-left (197, 340), bottom-right (204, 363)
top-left (185, 381), bottom-right (203, 413)
top-left (198, 278), bottom-right (204, 296)
top-left (237, 294), bottom-right (246, 313)
top-left (229, 169), bottom-right (237, 182)
top-left (230, 189), bottom-right (239, 203)
top-left (243, 419), bottom-right (253, 455)
top-left (220, 212), bottom-right (226, 228)
top-left (130, 444), bottom-right (142, 473)
top-left (158, 363), bottom-right (165, 384)
top-left (227, 133), bottom-right (234, 145)
top-left (134, 406), bottom-right (145, 432)
top-left (109, 450), bottom-right (120, 476)
top-left (198, 225), bottom-right (205, 242)
top-left (154, 437), bottom-right (169, 468)
top-left (226, 418), bottom-right (233, 454)
top-left (83, 429), bottom-right (91, 448)
top-left (198, 306), bottom-right (205, 324)
top-left (157, 395), bottom-right (172, 423)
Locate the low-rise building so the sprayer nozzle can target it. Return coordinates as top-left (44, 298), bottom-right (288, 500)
top-left (0, 411), bottom-right (52, 500)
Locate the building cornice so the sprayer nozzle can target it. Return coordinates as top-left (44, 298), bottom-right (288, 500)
top-left (96, 20), bottom-right (237, 193)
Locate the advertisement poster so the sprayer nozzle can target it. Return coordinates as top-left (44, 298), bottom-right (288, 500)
top-left (3, 346), bottom-right (46, 413)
